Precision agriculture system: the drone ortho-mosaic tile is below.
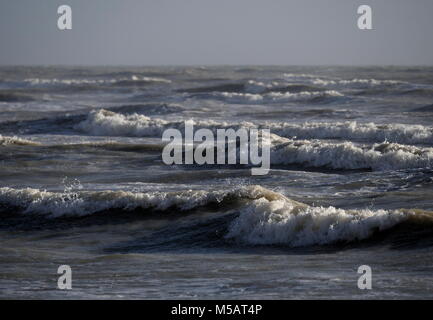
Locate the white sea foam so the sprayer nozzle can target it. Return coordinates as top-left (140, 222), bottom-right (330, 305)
top-left (0, 185), bottom-right (280, 218)
top-left (270, 139), bottom-right (433, 171)
top-left (226, 195), bottom-right (409, 247)
top-left (75, 109), bottom-right (250, 137)
top-left (0, 135), bottom-right (39, 146)
top-left (269, 121), bottom-right (433, 145)
top-left (75, 109), bottom-right (172, 136)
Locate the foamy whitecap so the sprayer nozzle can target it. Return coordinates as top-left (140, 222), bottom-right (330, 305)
top-left (226, 195), bottom-right (409, 247)
top-left (74, 109), bottom-right (172, 136)
top-left (0, 135), bottom-right (39, 146)
top-left (0, 185), bottom-right (281, 218)
top-left (271, 139), bottom-right (433, 171)
top-left (269, 121), bottom-right (433, 145)
top-left (75, 109), bottom-right (252, 137)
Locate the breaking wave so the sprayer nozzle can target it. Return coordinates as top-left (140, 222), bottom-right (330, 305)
top-left (75, 109), bottom-right (173, 137)
top-left (226, 194), bottom-right (410, 247)
top-left (0, 185), bottom-right (281, 218)
top-left (1, 185), bottom-right (431, 247)
top-left (270, 139), bottom-right (433, 171)
top-left (269, 121), bottom-right (433, 145)
top-left (0, 135), bottom-right (39, 146)
top-left (74, 109), bottom-right (243, 137)
top-left (75, 110), bottom-right (433, 146)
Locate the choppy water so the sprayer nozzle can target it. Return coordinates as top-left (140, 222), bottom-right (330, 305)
top-left (1, 66), bottom-right (433, 299)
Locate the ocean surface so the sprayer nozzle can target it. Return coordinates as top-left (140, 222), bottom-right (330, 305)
top-left (1, 66), bottom-right (433, 299)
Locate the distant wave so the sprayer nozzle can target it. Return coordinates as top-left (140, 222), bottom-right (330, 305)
top-left (200, 90), bottom-right (343, 104)
top-left (74, 109), bottom-right (244, 137)
top-left (179, 77), bottom-right (411, 99)
top-left (400, 88), bottom-right (433, 97)
top-left (0, 91), bottom-right (35, 102)
top-left (411, 104), bottom-right (433, 113)
top-left (245, 80), bottom-right (323, 94)
top-left (178, 83), bottom-right (245, 94)
top-left (21, 75), bottom-right (171, 87)
top-left (178, 80), bottom-right (325, 95)
top-left (269, 121), bottom-right (433, 145)
top-left (75, 110), bottom-right (433, 146)
top-left (106, 103), bottom-right (183, 116)
top-left (283, 73), bottom-right (321, 79)
top-left (311, 78), bottom-right (404, 87)
top-left (270, 138), bottom-right (433, 171)
top-left (1, 185), bottom-right (431, 247)
top-left (282, 74), bottom-right (405, 86)
top-left (75, 109), bottom-right (178, 137)
top-left (0, 135), bottom-right (39, 146)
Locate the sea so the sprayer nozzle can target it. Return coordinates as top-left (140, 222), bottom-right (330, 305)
top-left (1, 66), bottom-right (433, 299)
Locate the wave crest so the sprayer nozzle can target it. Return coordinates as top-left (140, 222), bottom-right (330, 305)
top-left (2, 185), bottom-right (431, 247)
top-left (271, 139), bottom-right (433, 171)
top-left (226, 195), bottom-right (410, 247)
top-left (0, 135), bottom-right (39, 146)
top-left (0, 185), bottom-right (281, 218)
top-left (270, 121), bottom-right (433, 145)
top-left (75, 110), bottom-right (433, 146)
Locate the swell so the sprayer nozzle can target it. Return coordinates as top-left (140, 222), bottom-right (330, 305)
top-left (411, 104), bottom-right (433, 112)
top-left (400, 88), bottom-right (433, 97)
top-left (0, 91), bottom-right (35, 102)
top-left (1, 185), bottom-right (432, 248)
top-left (178, 83), bottom-right (246, 94)
top-left (178, 81), bottom-right (323, 95)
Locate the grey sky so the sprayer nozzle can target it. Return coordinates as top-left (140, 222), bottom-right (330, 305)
top-left (1, 0), bottom-right (432, 65)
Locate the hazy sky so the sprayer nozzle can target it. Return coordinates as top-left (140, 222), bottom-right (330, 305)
top-left (1, 0), bottom-right (433, 65)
